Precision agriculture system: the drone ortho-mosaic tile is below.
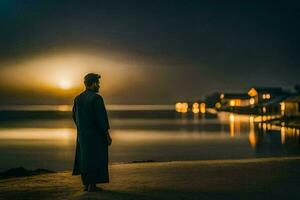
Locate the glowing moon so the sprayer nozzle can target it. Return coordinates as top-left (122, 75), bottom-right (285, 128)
top-left (58, 80), bottom-right (72, 90)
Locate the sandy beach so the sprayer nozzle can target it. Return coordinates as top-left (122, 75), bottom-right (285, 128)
top-left (0, 157), bottom-right (300, 200)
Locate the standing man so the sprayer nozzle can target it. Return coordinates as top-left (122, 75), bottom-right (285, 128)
top-left (72, 73), bottom-right (112, 192)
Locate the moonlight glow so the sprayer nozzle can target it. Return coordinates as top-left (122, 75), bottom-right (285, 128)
top-left (58, 80), bottom-right (72, 90)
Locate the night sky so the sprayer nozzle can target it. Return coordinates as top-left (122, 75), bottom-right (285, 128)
top-left (0, 1), bottom-right (299, 104)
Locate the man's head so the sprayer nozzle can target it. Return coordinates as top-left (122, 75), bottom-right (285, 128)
top-left (84, 73), bottom-right (101, 92)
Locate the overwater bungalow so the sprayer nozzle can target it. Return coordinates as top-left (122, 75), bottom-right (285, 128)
top-left (281, 95), bottom-right (300, 116)
top-left (220, 93), bottom-right (250, 107)
top-left (247, 87), bottom-right (291, 114)
top-left (247, 87), bottom-right (287, 105)
top-left (264, 95), bottom-right (300, 129)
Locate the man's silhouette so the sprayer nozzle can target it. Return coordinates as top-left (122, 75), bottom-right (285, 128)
top-left (72, 73), bottom-right (112, 192)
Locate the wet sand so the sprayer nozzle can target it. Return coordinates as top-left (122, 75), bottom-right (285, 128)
top-left (0, 157), bottom-right (300, 200)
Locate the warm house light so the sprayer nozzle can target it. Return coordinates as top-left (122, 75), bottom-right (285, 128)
top-left (192, 102), bottom-right (199, 108)
top-left (229, 100), bottom-right (236, 106)
top-left (281, 102), bottom-right (285, 111)
top-left (229, 99), bottom-right (241, 107)
top-left (248, 88), bottom-right (258, 97)
top-left (192, 108), bottom-right (200, 114)
top-left (192, 102), bottom-right (200, 114)
top-left (175, 102), bottom-right (188, 113)
top-left (200, 103), bottom-right (206, 114)
top-left (220, 93), bottom-right (224, 99)
top-left (175, 102), bottom-right (182, 112)
top-left (249, 98), bottom-right (255, 105)
top-left (262, 93), bottom-right (271, 100)
top-left (215, 102), bottom-right (221, 109)
top-left (181, 102), bottom-right (188, 113)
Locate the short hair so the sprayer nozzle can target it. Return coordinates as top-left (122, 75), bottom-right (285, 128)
top-left (84, 73), bottom-right (101, 87)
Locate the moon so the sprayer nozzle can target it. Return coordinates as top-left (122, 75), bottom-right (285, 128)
top-left (58, 80), bottom-right (72, 90)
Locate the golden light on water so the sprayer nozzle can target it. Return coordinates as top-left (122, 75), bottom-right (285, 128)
top-left (0, 128), bottom-right (75, 141)
top-left (281, 127), bottom-right (286, 144)
top-left (280, 102), bottom-right (285, 115)
top-left (229, 113), bottom-right (235, 137)
top-left (57, 105), bottom-right (72, 111)
top-left (248, 115), bottom-right (256, 148)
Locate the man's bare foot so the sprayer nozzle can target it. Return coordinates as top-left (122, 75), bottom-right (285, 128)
top-left (88, 184), bottom-right (103, 192)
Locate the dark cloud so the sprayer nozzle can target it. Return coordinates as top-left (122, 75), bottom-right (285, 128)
top-left (0, 0), bottom-right (299, 104)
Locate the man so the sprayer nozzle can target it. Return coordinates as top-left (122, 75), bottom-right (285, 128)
top-left (72, 73), bottom-right (112, 192)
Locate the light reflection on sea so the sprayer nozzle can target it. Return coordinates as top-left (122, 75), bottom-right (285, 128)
top-left (0, 111), bottom-right (299, 172)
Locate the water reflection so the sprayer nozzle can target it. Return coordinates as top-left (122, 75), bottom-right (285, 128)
top-left (247, 123), bottom-right (300, 157)
top-left (0, 112), bottom-right (299, 172)
top-left (0, 128), bottom-right (74, 140)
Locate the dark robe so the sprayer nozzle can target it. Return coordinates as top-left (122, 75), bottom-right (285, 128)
top-left (72, 89), bottom-right (110, 184)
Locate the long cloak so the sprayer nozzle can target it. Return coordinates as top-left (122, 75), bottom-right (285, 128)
top-left (72, 89), bottom-right (110, 184)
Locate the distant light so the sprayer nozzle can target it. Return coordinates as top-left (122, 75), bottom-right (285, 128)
top-left (280, 102), bottom-right (285, 115)
top-left (262, 106), bottom-right (267, 113)
top-left (262, 116), bottom-right (267, 121)
top-left (220, 94), bottom-right (224, 99)
top-left (200, 103), bottom-right (206, 114)
top-left (192, 102), bottom-right (200, 114)
top-left (249, 98), bottom-right (255, 105)
top-left (262, 93), bottom-right (271, 100)
top-left (192, 102), bottom-right (199, 109)
top-left (175, 102), bottom-right (188, 113)
top-left (175, 102), bottom-right (182, 112)
top-left (248, 88), bottom-right (258, 97)
top-left (57, 105), bottom-right (71, 111)
top-left (181, 102), bottom-right (188, 113)
top-left (58, 80), bottom-right (72, 90)
top-left (192, 108), bottom-right (200, 114)
top-left (215, 102), bottom-right (221, 109)
top-left (229, 100), bottom-right (236, 107)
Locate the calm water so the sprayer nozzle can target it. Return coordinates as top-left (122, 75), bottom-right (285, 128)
top-left (0, 108), bottom-right (299, 172)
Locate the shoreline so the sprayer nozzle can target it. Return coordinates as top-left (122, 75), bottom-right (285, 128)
top-left (2, 156), bottom-right (300, 179)
top-left (1, 157), bottom-right (300, 199)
